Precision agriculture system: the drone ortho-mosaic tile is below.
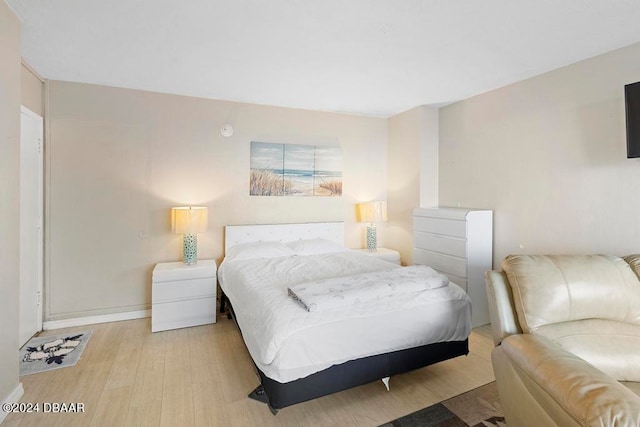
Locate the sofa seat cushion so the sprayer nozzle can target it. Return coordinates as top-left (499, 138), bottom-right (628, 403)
top-left (536, 319), bottom-right (640, 382)
top-left (625, 254), bottom-right (640, 279)
top-left (624, 382), bottom-right (640, 397)
top-left (502, 255), bottom-right (640, 333)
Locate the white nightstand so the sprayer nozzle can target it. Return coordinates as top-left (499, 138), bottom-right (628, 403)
top-left (355, 247), bottom-right (401, 265)
top-left (151, 259), bottom-right (217, 332)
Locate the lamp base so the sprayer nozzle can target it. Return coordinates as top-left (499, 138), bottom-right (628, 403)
top-left (183, 233), bottom-right (198, 265)
top-left (366, 225), bottom-right (377, 252)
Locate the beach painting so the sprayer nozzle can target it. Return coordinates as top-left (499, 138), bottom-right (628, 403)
top-left (250, 142), bottom-right (342, 196)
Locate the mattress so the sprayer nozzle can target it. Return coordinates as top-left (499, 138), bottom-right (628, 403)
top-left (218, 250), bottom-right (471, 383)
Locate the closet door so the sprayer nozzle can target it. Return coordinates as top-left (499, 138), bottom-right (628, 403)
top-left (19, 106), bottom-right (44, 347)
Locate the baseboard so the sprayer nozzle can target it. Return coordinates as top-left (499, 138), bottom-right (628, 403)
top-left (0, 382), bottom-right (24, 424)
top-left (43, 309), bottom-right (151, 330)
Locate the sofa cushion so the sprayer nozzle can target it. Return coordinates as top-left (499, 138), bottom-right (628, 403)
top-left (624, 381), bottom-right (640, 397)
top-left (502, 255), bottom-right (640, 333)
top-left (536, 319), bottom-right (640, 382)
top-left (625, 254), bottom-right (640, 280)
top-left (499, 334), bottom-right (640, 426)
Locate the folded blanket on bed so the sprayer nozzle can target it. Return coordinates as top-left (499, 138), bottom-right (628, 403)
top-left (288, 265), bottom-right (449, 312)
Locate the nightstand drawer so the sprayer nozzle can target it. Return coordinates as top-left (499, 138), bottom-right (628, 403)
top-left (152, 260), bottom-right (216, 282)
top-left (152, 277), bottom-right (215, 304)
top-left (152, 296), bottom-right (216, 332)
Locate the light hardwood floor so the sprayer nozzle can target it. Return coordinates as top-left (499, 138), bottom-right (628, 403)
top-left (6, 316), bottom-right (495, 427)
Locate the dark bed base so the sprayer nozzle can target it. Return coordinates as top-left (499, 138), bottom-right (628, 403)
top-left (222, 291), bottom-right (469, 412)
top-left (258, 339), bottom-right (469, 410)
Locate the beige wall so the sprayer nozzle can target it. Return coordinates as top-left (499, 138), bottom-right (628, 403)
top-left (46, 81), bottom-right (387, 320)
top-left (21, 63), bottom-right (43, 116)
top-left (440, 41), bottom-right (640, 268)
top-left (41, 25), bottom-right (640, 321)
top-left (387, 106), bottom-right (438, 264)
top-left (419, 107), bottom-right (439, 208)
top-left (0, 0), bottom-right (22, 405)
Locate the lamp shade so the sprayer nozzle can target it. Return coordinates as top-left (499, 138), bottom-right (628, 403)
top-left (357, 201), bottom-right (388, 223)
top-left (171, 206), bottom-right (208, 234)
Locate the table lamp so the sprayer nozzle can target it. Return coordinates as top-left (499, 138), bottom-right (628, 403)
top-left (357, 201), bottom-right (388, 251)
top-left (171, 206), bottom-right (208, 265)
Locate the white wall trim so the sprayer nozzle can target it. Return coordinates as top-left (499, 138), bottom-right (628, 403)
top-left (43, 309), bottom-right (150, 330)
top-left (0, 383), bottom-right (24, 424)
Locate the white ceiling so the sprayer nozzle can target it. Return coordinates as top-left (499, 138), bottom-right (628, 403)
top-left (7, 0), bottom-right (640, 117)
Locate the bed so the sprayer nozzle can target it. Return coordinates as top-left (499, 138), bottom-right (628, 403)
top-left (218, 222), bottom-right (471, 413)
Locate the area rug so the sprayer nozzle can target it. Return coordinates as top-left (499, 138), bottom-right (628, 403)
top-left (380, 382), bottom-right (505, 427)
top-left (19, 330), bottom-right (92, 376)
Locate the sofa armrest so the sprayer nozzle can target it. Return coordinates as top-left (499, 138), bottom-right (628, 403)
top-left (485, 270), bottom-right (521, 346)
top-left (494, 334), bottom-right (640, 427)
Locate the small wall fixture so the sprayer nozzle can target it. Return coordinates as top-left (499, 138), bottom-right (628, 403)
top-left (171, 206), bottom-right (208, 265)
top-left (356, 201), bottom-right (388, 251)
top-left (221, 124), bottom-right (234, 137)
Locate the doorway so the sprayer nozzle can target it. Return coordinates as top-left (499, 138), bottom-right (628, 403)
top-left (19, 106), bottom-right (44, 347)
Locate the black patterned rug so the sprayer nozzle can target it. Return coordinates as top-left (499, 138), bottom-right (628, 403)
top-left (380, 382), bottom-right (505, 427)
top-left (19, 331), bottom-right (92, 376)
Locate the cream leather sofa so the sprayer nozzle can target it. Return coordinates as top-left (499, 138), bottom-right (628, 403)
top-left (486, 254), bottom-right (640, 427)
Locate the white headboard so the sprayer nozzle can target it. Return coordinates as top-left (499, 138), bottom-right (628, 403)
top-left (224, 222), bottom-right (344, 253)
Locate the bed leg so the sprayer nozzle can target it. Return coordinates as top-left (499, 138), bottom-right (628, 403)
top-left (248, 385), bottom-right (269, 404)
top-left (220, 292), bottom-right (227, 313)
top-left (248, 385), bottom-right (279, 415)
top-left (382, 376), bottom-right (390, 391)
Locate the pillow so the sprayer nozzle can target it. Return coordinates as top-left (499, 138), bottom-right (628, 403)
top-left (286, 238), bottom-right (348, 256)
top-left (225, 241), bottom-right (295, 262)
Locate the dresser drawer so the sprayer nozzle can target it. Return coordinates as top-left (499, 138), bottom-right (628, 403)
top-left (413, 216), bottom-right (467, 238)
top-left (414, 249), bottom-right (467, 278)
top-left (414, 232), bottom-right (467, 258)
top-left (444, 274), bottom-right (467, 293)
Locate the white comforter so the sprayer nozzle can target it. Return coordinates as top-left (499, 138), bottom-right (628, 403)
top-left (218, 251), bottom-right (471, 383)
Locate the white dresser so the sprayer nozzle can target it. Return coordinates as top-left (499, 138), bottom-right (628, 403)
top-left (152, 259), bottom-right (217, 332)
top-left (413, 208), bottom-right (493, 327)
